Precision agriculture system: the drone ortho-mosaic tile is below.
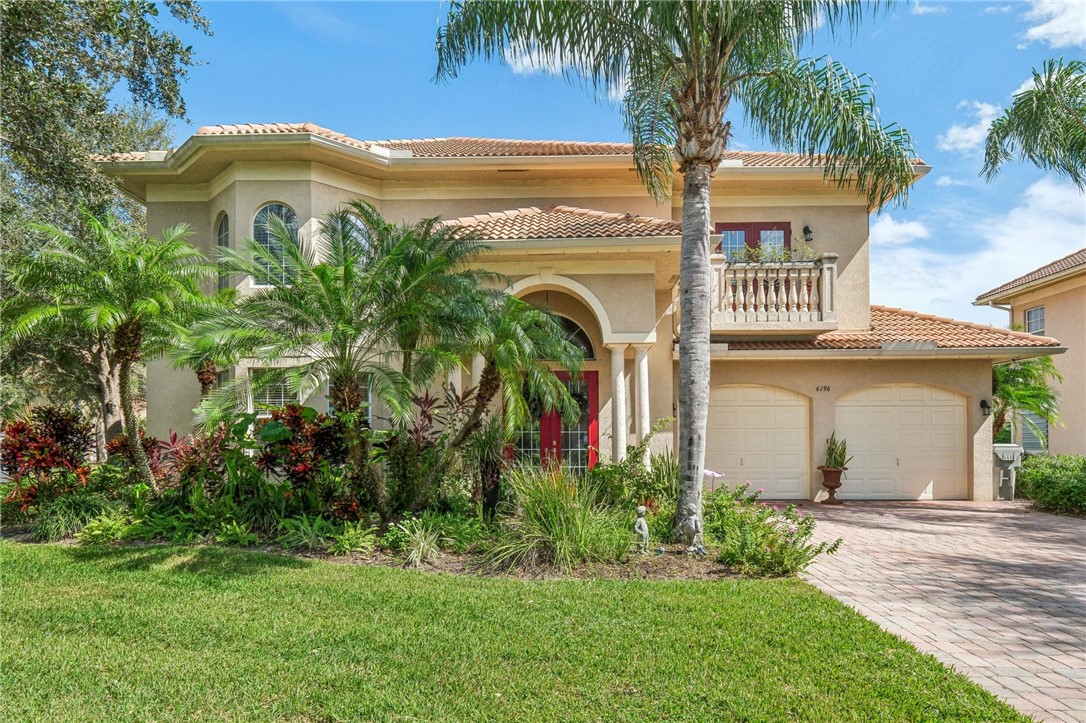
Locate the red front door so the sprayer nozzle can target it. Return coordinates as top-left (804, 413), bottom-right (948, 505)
top-left (515, 371), bottom-right (599, 473)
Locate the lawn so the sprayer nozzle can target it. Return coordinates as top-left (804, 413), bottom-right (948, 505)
top-left (2, 542), bottom-right (1025, 722)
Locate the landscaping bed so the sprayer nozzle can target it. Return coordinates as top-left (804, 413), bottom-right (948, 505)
top-left (1, 541), bottom-right (1027, 723)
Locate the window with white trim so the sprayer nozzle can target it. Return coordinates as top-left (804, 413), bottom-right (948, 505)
top-left (1025, 306), bottom-right (1045, 335)
top-left (216, 213), bottom-right (230, 291)
top-left (253, 203), bottom-right (298, 286)
top-left (250, 368), bottom-right (297, 417)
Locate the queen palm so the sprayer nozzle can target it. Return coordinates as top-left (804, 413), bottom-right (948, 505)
top-left (992, 356), bottom-right (1063, 444)
top-left (6, 211), bottom-right (213, 489)
top-left (983, 58), bottom-right (1086, 190)
top-left (437, 0), bottom-right (917, 528)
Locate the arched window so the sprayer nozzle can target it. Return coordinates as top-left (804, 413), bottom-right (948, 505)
top-left (253, 203), bottom-right (298, 285)
top-left (559, 316), bottom-right (594, 360)
top-left (216, 213), bottom-right (230, 291)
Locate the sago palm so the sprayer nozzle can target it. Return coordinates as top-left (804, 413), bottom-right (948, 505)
top-left (992, 356), bottom-right (1063, 443)
top-left (6, 211), bottom-right (213, 489)
top-left (437, 0), bottom-right (916, 527)
top-left (983, 58), bottom-right (1086, 190)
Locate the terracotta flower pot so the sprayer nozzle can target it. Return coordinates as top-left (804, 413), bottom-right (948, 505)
top-left (817, 466), bottom-right (847, 505)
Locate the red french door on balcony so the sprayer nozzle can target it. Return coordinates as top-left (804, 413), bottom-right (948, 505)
top-left (715, 222), bottom-right (791, 258)
top-left (513, 371), bottom-right (599, 473)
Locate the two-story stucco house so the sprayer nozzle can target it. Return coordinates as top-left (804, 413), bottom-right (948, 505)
top-left (975, 249), bottom-right (1085, 456)
top-left (97, 122), bottom-right (1065, 502)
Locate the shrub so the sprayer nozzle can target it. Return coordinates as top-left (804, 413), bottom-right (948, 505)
top-left (277, 514), bottom-right (336, 551)
top-left (419, 510), bottom-right (489, 553)
top-left (486, 465), bottom-right (631, 571)
top-left (1, 406), bottom-right (93, 481)
top-left (129, 509), bottom-right (214, 544)
top-left (646, 499), bottom-right (676, 544)
top-left (396, 517), bottom-right (442, 568)
top-left (327, 521), bottom-right (378, 556)
top-left (216, 520), bottom-right (260, 546)
top-left (1018, 454), bottom-right (1086, 516)
top-left (703, 485), bottom-right (841, 577)
top-left (77, 511), bottom-right (133, 545)
top-left (589, 418), bottom-right (676, 506)
top-left (30, 489), bottom-right (112, 541)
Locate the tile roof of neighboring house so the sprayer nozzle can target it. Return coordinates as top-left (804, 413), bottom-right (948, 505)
top-left (974, 248), bottom-right (1086, 302)
top-left (90, 151), bottom-right (150, 162)
top-left (442, 205), bottom-right (681, 240)
top-left (96, 121), bottom-right (902, 167)
top-left (723, 306), bottom-right (1061, 351)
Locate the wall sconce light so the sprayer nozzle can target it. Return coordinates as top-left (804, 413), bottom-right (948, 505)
top-left (803, 225), bottom-right (814, 243)
top-left (980, 399), bottom-right (992, 416)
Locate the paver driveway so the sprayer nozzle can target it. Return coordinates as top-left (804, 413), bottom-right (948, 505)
top-left (802, 501), bottom-right (1085, 723)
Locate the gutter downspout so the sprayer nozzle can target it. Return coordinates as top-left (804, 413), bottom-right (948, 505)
top-left (984, 300), bottom-right (1013, 326)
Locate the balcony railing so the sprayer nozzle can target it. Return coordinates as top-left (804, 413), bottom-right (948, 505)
top-left (709, 252), bottom-right (838, 335)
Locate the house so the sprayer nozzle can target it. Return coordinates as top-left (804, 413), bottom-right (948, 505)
top-left (974, 249), bottom-right (1085, 456)
top-left (96, 122), bottom-right (1066, 501)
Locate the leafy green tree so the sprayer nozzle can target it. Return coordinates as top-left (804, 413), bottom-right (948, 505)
top-left (5, 212), bottom-right (213, 488)
top-left (983, 59), bottom-right (1086, 190)
top-left (436, 0), bottom-right (916, 528)
top-left (992, 356), bottom-right (1063, 443)
top-left (1, 0), bottom-right (210, 200)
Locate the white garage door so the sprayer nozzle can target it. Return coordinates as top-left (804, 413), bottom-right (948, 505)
top-left (705, 386), bottom-right (809, 499)
top-left (835, 384), bottom-right (966, 500)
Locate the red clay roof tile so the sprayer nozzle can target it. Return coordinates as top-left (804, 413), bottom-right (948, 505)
top-left (442, 205), bottom-right (681, 240)
top-left (974, 248), bottom-right (1086, 302)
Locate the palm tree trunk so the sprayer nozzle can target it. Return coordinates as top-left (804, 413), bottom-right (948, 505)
top-left (331, 375), bottom-right (389, 521)
top-left (118, 357), bottom-right (156, 492)
top-left (196, 359), bottom-right (217, 397)
top-left (675, 162), bottom-right (714, 531)
top-left (449, 361), bottom-right (501, 450)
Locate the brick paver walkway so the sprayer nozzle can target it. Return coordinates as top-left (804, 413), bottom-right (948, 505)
top-left (802, 501), bottom-right (1085, 723)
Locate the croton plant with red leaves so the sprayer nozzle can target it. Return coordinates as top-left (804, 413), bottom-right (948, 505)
top-left (1, 406), bottom-right (95, 511)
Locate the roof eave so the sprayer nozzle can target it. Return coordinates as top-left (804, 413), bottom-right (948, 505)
top-left (673, 345), bottom-right (1066, 361)
top-left (973, 265), bottom-right (1086, 305)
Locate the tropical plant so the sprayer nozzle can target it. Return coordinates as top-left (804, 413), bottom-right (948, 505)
top-left (215, 520), bottom-right (260, 547)
top-left (436, 0), bottom-right (917, 535)
top-left (486, 464), bottom-right (631, 571)
top-left (822, 432), bottom-right (853, 469)
top-left (992, 356), bottom-right (1063, 443)
top-left (0, 406), bottom-right (94, 481)
top-left (30, 489), bottom-right (113, 541)
top-left (590, 416), bottom-right (675, 505)
top-left (77, 511), bottom-right (133, 545)
top-left (397, 517), bottom-right (443, 568)
top-left (327, 521), bottom-right (379, 556)
top-left (277, 514), bottom-right (336, 552)
top-left (983, 58), bottom-right (1086, 190)
top-left (5, 210), bottom-right (214, 490)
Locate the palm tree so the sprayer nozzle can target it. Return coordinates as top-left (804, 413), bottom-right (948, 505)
top-left (6, 211), bottom-right (213, 489)
top-left (436, 0), bottom-right (916, 528)
top-left (992, 356), bottom-right (1063, 444)
top-left (983, 58), bottom-right (1086, 190)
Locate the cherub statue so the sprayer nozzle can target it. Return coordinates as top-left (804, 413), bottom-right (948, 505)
top-left (679, 503), bottom-right (704, 554)
top-left (634, 505), bottom-right (650, 553)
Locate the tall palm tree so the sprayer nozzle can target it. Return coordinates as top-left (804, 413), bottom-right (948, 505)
top-left (436, 0), bottom-right (916, 527)
top-left (992, 356), bottom-right (1063, 443)
top-left (983, 58), bottom-right (1086, 190)
top-left (6, 211), bottom-right (213, 489)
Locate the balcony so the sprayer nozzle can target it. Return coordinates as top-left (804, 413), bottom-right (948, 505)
top-left (709, 252), bottom-right (839, 336)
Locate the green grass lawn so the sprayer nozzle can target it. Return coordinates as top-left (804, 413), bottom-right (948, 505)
top-left (2, 542), bottom-right (1024, 722)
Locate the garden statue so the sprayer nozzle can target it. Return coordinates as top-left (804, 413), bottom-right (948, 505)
top-left (680, 504), bottom-right (704, 554)
top-left (634, 505), bottom-right (650, 553)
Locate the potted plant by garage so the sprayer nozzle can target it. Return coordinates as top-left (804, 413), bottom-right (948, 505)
top-left (818, 432), bottom-right (853, 505)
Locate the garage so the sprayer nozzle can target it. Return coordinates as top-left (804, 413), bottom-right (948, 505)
top-left (834, 384), bottom-right (967, 500)
top-left (705, 385), bottom-right (809, 499)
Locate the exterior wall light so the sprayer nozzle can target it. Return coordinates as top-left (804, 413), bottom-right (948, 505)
top-left (980, 399), bottom-right (992, 416)
top-left (803, 225), bottom-right (814, 243)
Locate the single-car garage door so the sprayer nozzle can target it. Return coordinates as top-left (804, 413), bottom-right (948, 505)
top-left (835, 384), bottom-right (966, 500)
top-left (705, 385), bottom-right (809, 499)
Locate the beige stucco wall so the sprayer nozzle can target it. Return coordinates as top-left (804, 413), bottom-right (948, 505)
top-left (690, 357), bottom-right (995, 500)
top-left (1009, 277), bottom-right (1086, 455)
top-left (707, 204), bottom-right (872, 330)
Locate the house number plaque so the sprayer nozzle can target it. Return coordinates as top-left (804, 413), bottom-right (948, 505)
top-left (816, 385), bottom-right (831, 392)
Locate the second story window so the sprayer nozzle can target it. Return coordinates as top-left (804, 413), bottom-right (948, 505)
top-left (1025, 306), bottom-right (1045, 335)
top-left (251, 368), bottom-right (298, 418)
top-left (253, 203), bottom-right (298, 286)
top-left (216, 213), bottom-right (230, 291)
top-left (714, 222), bottom-right (791, 261)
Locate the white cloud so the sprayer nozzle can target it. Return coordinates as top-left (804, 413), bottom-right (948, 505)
top-left (870, 215), bottom-right (931, 246)
top-left (984, 5), bottom-right (1014, 13)
top-left (910, 2), bottom-right (949, 15)
top-left (871, 179), bottom-right (1086, 323)
top-left (1022, 0), bottom-right (1086, 48)
top-left (279, 4), bottom-right (358, 42)
top-left (935, 176), bottom-right (970, 187)
top-left (502, 45), bottom-right (628, 102)
top-left (1013, 77), bottom-right (1037, 96)
top-left (937, 101), bottom-right (1001, 154)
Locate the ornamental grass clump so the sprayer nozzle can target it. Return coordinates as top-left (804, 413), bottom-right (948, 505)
top-left (704, 484), bottom-right (842, 577)
top-left (486, 464), bottom-right (630, 571)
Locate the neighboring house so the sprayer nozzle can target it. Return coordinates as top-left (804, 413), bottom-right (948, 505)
top-left (96, 122), bottom-right (1065, 501)
top-left (974, 249), bottom-right (1085, 456)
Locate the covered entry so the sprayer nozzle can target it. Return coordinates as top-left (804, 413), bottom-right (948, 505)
top-left (835, 384), bottom-right (967, 500)
top-left (704, 385), bottom-right (810, 499)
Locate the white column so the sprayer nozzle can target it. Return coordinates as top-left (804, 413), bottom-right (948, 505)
top-left (470, 354), bottom-right (485, 388)
top-left (634, 344), bottom-right (651, 444)
top-left (609, 344), bottom-right (628, 461)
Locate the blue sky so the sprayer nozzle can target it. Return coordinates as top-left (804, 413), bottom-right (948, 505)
top-left (164, 0), bottom-right (1085, 325)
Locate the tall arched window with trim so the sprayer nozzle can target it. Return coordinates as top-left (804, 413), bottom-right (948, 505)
top-left (216, 213), bottom-right (230, 291)
top-left (253, 203), bottom-right (298, 285)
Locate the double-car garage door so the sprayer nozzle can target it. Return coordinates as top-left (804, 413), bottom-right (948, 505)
top-left (705, 384), bottom-right (967, 500)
